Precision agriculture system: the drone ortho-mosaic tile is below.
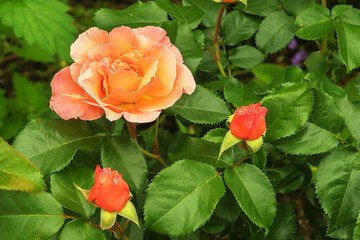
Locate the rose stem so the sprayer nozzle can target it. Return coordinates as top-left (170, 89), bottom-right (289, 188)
top-left (233, 156), bottom-right (250, 167)
top-left (153, 118), bottom-right (160, 156)
top-left (127, 122), bottom-right (168, 168)
top-left (62, 214), bottom-right (78, 219)
top-left (114, 221), bottom-right (130, 240)
top-left (222, 42), bottom-right (232, 77)
top-left (212, 4), bottom-right (227, 77)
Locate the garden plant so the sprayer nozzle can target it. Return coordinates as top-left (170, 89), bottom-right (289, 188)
top-left (1, 0), bottom-right (360, 239)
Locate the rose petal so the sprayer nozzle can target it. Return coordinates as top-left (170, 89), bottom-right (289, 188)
top-left (71, 27), bottom-right (109, 63)
top-left (123, 110), bottom-right (161, 123)
top-left (109, 26), bottom-right (133, 54)
top-left (50, 67), bottom-right (104, 120)
top-left (105, 69), bottom-right (142, 93)
top-left (103, 81), bottom-right (154, 104)
top-left (138, 55), bottom-right (158, 89)
top-left (78, 62), bottom-right (107, 103)
top-left (87, 43), bottom-right (120, 61)
top-left (136, 63), bottom-right (195, 111)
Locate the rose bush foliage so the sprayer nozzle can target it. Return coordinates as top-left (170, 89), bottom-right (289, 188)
top-left (1, 0), bottom-right (360, 240)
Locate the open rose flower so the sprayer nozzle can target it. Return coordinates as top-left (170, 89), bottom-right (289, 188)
top-left (88, 165), bottom-right (130, 213)
top-left (230, 103), bottom-right (267, 140)
top-left (50, 26), bottom-right (196, 123)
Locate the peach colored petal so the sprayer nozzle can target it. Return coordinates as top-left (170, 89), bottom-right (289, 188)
top-left (70, 63), bottom-right (82, 84)
top-left (87, 43), bottom-right (120, 61)
top-left (50, 67), bottom-right (104, 120)
top-left (136, 63), bottom-right (195, 111)
top-left (105, 69), bottom-right (141, 93)
top-left (71, 27), bottom-right (109, 63)
top-left (78, 62), bottom-right (106, 102)
top-left (109, 26), bottom-right (133, 54)
top-left (123, 110), bottom-right (161, 123)
top-left (138, 55), bottom-right (158, 89)
top-left (144, 44), bottom-right (177, 97)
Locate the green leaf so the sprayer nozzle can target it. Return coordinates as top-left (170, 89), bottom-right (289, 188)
top-left (199, 49), bottom-right (228, 73)
top-left (332, 5), bottom-right (360, 70)
top-left (202, 128), bottom-right (228, 144)
top-left (336, 96), bottom-right (360, 144)
top-left (13, 119), bottom-right (102, 175)
top-left (118, 200), bottom-right (140, 228)
top-left (101, 136), bottom-right (147, 192)
top-left (274, 122), bottom-right (339, 155)
top-left (274, 166), bottom-right (305, 194)
top-left (354, 213), bottom-right (360, 239)
top-left (327, 222), bottom-right (355, 239)
top-left (315, 146), bottom-right (360, 228)
top-left (252, 147), bottom-right (267, 171)
top-left (169, 137), bottom-right (234, 168)
top-left (303, 52), bottom-right (329, 74)
top-left (214, 189), bottom-right (241, 222)
top-left (355, 74), bottom-right (360, 96)
top-left (144, 160), bottom-right (225, 237)
top-left (94, 1), bottom-right (168, 30)
top-left (256, 11), bottom-right (297, 54)
top-left (295, 5), bottom-right (334, 40)
top-left (100, 209), bottom-right (117, 230)
top-left (58, 219), bottom-right (106, 240)
top-left (266, 203), bottom-right (297, 240)
top-left (261, 83), bottom-right (314, 142)
top-left (221, 11), bottom-right (261, 46)
top-left (280, 0), bottom-right (316, 17)
top-left (225, 164), bottom-right (276, 229)
top-left (161, 22), bottom-right (204, 74)
top-left (166, 86), bottom-right (230, 124)
top-left (224, 79), bottom-right (262, 108)
top-left (0, 0), bottom-right (76, 60)
top-left (229, 46), bottom-right (264, 69)
top-left (309, 89), bottom-right (345, 134)
top-left (0, 190), bottom-right (65, 240)
top-left (251, 63), bottom-right (283, 86)
top-left (244, 0), bottom-right (281, 17)
top-left (219, 131), bottom-right (241, 159)
top-left (269, 65), bottom-right (303, 89)
top-left (182, 0), bottom-right (220, 27)
top-left (50, 166), bottom-right (96, 218)
top-left (155, 0), bottom-right (203, 29)
top-left (11, 40), bottom-right (55, 63)
top-left (0, 138), bottom-right (44, 192)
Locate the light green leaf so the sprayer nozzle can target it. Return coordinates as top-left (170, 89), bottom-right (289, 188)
top-left (219, 131), bottom-right (241, 159)
top-left (244, 0), bottom-right (281, 17)
top-left (94, 1), bottom-right (168, 30)
top-left (224, 78), bottom-right (262, 108)
top-left (251, 63), bottom-right (283, 87)
top-left (169, 137), bottom-right (234, 168)
top-left (202, 128), bottom-right (228, 144)
top-left (280, 0), bottom-right (316, 17)
top-left (13, 119), bottom-right (102, 175)
top-left (269, 65), bottom-right (303, 89)
top-left (224, 164), bottom-right (276, 229)
top-left (50, 166), bottom-right (96, 218)
top-left (166, 86), bottom-right (230, 124)
top-left (295, 5), bottom-right (334, 40)
top-left (336, 96), bottom-right (360, 144)
top-left (101, 136), bottom-right (147, 192)
top-left (58, 219), bottom-right (106, 240)
top-left (0, 190), bottom-right (65, 240)
top-left (303, 52), bottom-right (329, 74)
top-left (315, 146), bottom-right (360, 228)
top-left (229, 46), bottom-right (264, 69)
top-left (182, 0), bottom-right (220, 27)
top-left (256, 11), bottom-right (297, 54)
top-left (261, 83), bottom-right (314, 141)
top-left (144, 160), bottom-right (225, 237)
top-left (0, 138), bottom-right (44, 192)
top-left (274, 122), bottom-right (339, 155)
top-left (155, 0), bottom-right (203, 29)
top-left (332, 5), bottom-right (360, 70)
top-left (222, 12), bottom-right (261, 46)
top-left (0, 0), bottom-right (76, 60)
top-left (118, 200), bottom-right (140, 228)
top-left (245, 137), bottom-right (264, 153)
top-left (327, 222), bottom-right (355, 239)
top-left (266, 203), bottom-right (297, 240)
top-left (353, 213), bottom-right (360, 239)
top-left (11, 40), bottom-right (55, 63)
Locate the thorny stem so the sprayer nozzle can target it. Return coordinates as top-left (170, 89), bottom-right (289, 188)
top-left (114, 221), bottom-right (129, 240)
top-left (233, 156), bottom-right (250, 167)
top-left (212, 5), bottom-right (227, 77)
top-left (153, 118), bottom-right (160, 156)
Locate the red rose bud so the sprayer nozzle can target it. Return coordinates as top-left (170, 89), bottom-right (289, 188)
top-left (230, 103), bottom-right (267, 140)
top-left (213, 0), bottom-right (242, 3)
top-left (89, 165), bottom-right (130, 213)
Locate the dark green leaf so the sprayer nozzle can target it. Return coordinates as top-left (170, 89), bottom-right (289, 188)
top-left (332, 5), bottom-right (360, 70)
top-left (303, 52), bottom-right (329, 74)
top-left (202, 128), bottom-right (227, 144)
top-left (355, 74), bottom-right (360, 96)
top-left (50, 166), bottom-right (96, 218)
top-left (101, 136), bottom-right (147, 192)
top-left (229, 46), bottom-right (264, 69)
top-left (144, 160), bottom-right (225, 236)
top-left (94, 1), bottom-right (168, 30)
top-left (155, 0), bottom-right (203, 29)
top-left (280, 0), bottom-right (316, 16)
top-left (11, 40), bottom-right (55, 63)
top-left (169, 137), bottom-right (234, 168)
top-left (274, 122), bottom-right (339, 155)
top-left (252, 147), bottom-right (267, 171)
top-left (266, 203), bottom-right (297, 240)
top-left (222, 12), bottom-right (260, 46)
top-left (269, 65), bottom-right (303, 89)
top-left (295, 5), bottom-right (334, 40)
top-left (224, 78), bottom-right (262, 108)
top-left (0, 138), bottom-right (44, 192)
top-left (224, 164), bottom-right (276, 229)
top-left (315, 146), bottom-right (360, 228)
top-left (182, 0), bottom-right (220, 27)
top-left (336, 96), bottom-right (360, 144)
top-left (256, 11), bottom-right (297, 54)
top-left (214, 189), bottom-right (241, 222)
top-left (354, 213), bottom-right (360, 239)
top-left (0, 190), bottom-right (65, 240)
top-left (13, 119), bottom-right (102, 175)
top-left (198, 49), bottom-right (228, 73)
top-left (326, 222), bottom-right (355, 239)
top-left (244, 0), bottom-right (281, 17)
top-left (58, 219), bottom-right (106, 240)
top-left (261, 83), bottom-right (314, 142)
top-left (166, 86), bottom-right (230, 124)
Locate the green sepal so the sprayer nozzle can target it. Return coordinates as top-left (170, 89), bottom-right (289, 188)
top-left (100, 209), bottom-right (117, 230)
top-left (245, 136), bottom-right (263, 153)
top-left (118, 200), bottom-right (140, 228)
top-left (219, 130), bottom-right (242, 159)
top-left (226, 114), bottom-right (235, 128)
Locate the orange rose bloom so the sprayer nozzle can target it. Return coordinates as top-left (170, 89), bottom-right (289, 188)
top-left (88, 165), bottom-right (129, 213)
top-left (50, 26), bottom-right (196, 123)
